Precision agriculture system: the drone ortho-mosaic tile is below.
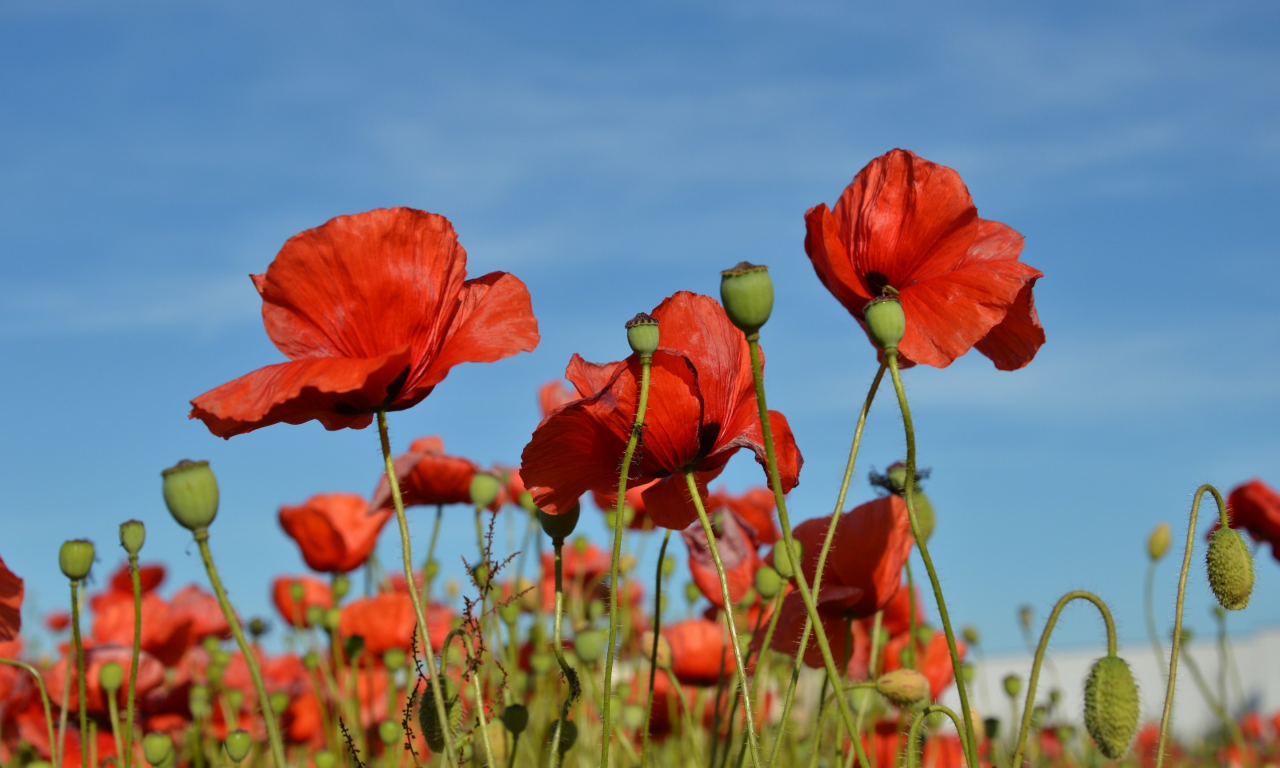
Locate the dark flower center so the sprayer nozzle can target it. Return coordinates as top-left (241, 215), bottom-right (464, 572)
top-left (865, 271), bottom-right (891, 296)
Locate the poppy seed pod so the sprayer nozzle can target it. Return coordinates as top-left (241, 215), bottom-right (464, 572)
top-left (625, 312), bottom-right (660, 358)
top-left (248, 617), bottom-right (267, 640)
top-left (639, 631), bottom-right (672, 668)
top-left (143, 733), bottom-right (173, 766)
top-left (384, 647), bottom-right (406, 670)
top-left (1002, 674), bottom-right (1022, 699)
top-left (314, 751), bottom-right (337, 768)
top-left (684, 582), bottom-right (701, 605)
top-left (161, 459), bottom-right (219, 531)
top-left (469, 473), bottom-right (501, 509)
top-left (538, 504), bottom-right (580, 543)
top-left (224, 730), bottom-right (252, 762)
top-left (269, 691), bottom-right (289, 715)
top-left (1083, 654), bottom-right (1140, 760)
top-left (99, 661), bottom-right (124, 693)
top-left (1206, 526), bottom-right (1254, 610)
top-left (863, 297), bottom-right (905, 352)
top-left (518, 490), bottom-right (538, 513)
top-left (59, 539), bottom-right (95, 581)
top-left (876, 668), bottom-right (930, 707)
top-left (661, 556), bottom-right (676, 578)
top-left (574, 629), bottom-right (605, 664)
top-left (418, 674), bottom-right (461, 753)
top-left (119, 520), bottom-right (146, 557)
top-left (962, 625), bottom-right (981, 646)
top-left (772, 539), bottom-right (803, 580)
top-left (719, 262), bottom-right (774, 334)
top-left (378, 720), bottom-right (403, 746)
top-left (1147, 522), bottom-right (1172, 562)
top-left (502, 704), bottom-right (529, 735)
top-left (755, 565), bottom-right (782, 599)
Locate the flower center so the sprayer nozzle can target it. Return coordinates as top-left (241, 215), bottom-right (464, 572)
top-left (865, 271), bottom-right (891, 295)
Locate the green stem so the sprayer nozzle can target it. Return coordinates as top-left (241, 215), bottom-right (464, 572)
top-left (1009, 590), bottom-right (1116, 768)
top-left (887, 352), bottom-right (978, 768)
top-left (71, 580), bottom-right (88, 768)
top-left (549, 538), bottom-right (580, 768)
top-left (0, 658), bottom-right (56, 763)
top-left (107, 685), bottom-right (124, 764)
top-left (720, 603), bottom-right (769, 768)
top-left (443, 630), bottom-right (496, 768)
top-left (1155, 484), bottom-right (1229, 768)
top-left (193, 530), bottom-right (287, 768)
top-left (376, 409), bottom-right (457, 768)
top-left (1181, 647), bottom-right (1248, 757)
top-left (602, 354), bottom-right (652, 768)
top-left (424, 505), bottom-right (443, 594)
top-left (1144, 560), bottom-right (1167, 688)
top-left (640, 529), bottom-right (673, 768)
top-left (845, 610), bottom-right (884, 768)
top-left (904, 560), bottom-right (918, 669)
top-left (125, 555), bottom-right (142, 768)
top-left (57, 643), bottom-right (70, 768)
top-left (686, 472), bottom-right (761, 768)
top-left (905, 705), bottom-right (968, 768)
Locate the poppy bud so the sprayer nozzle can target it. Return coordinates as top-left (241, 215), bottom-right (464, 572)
top-left (755, 565), bottom-right (782, 599)
top-left (344, 635), bottom-right (365, 660)
top-left (863, 297), bottom-right (905, 352)
top-left (119, 520), bottom-right (146, 557)
top-left (499, 602), bottom-right (519, 624)
top-left (983, 718), bottom-right (1000, 741)
top-left (424, 559), bottom-right (440, 580)
top-left (620, 554), bottom-right (637, 573)
top-left (305, 605), bottom-right (323, 627)
top-left (720, 262), bottom-right (774, 335)
top-left (625, 313), bottom-right (660, 358)
top-left (1083, 654), bottom-right (1139, 760)
top-left (418, 675), bottom-right (460, 753)
top-left (1206, 526), bottom-right (1253, 611)
top-left (289, 581), bottom-right (305, 603)
top-left (473, 564), bottom-right (490, 590)
top-left (332, 575), bottom-right (350, 600)
top-left (549, 719), bottom-right (578, 756)
top-left (378, 720), bottom-right (402, 746)
top-left (574, 629), bottom-right (605, 664)
top-left (538, 504), bottom-right (580, 543)
top-left (470, 473), bottom-right (501, 509)
top-left (248, 617), bottom-right (267, 640)
top-left (1003, 674), bottom-right (1022, 699)
top-left (161, 459), bottom-right (219, 531)
top-left (1018, 605), bottom-right (1034, 632)
top-left (684, 582), bottom-right (701, 605)
top-left (314, 751), bottom-right (337, 768)
top-left (876, 669), bottom-right (930, 707)
top-left (502, 704), bottom-right (530, 735)
top-left (912, 492), bottom-right (936, 543)
top-left (225, 730), bottom-right (251, 762)
top-left (269, 691), bottom-right (289, 715)
top-left (1148, 522), bottom-right (1172, 562)
top-left (59, 539), bottom-right (95, 581)
top-left (323, 608), bottom-right (341, 632)
top-left (99, 661), bottom-right (123, 693)
top-left (961, 625), bottom-right (980, 646)
top-left (143, 733), bottom-right (173, 766)
top-left (772, 539), bottom-right (803, 580)
top-left (226, 688), bottom-right (244, 712)
top-left (518, 491), bottom-right (539, 514)
top-left (639, 631), bottom-right (672, 668)
top-left (959, 663), bottom-right (974, 684)
top-left (572, 536), bottom-right (588, 554)
top-left (587, 599), bottom-right (605, 622)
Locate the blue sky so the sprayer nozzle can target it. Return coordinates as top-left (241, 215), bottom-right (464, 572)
top-left (1, 1), bottom-right (1278, 656)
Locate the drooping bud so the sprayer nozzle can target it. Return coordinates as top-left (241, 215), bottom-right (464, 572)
top-left (755, 565), bottom-right (782, 599)
top-left (224, 730), bottom-right (251, 762)
top-left (1147, 522), bottom-right (1172, 562)
top-left (418, 674), bottom-right (460, 753)
top-left (772, 539), bottom-right (803, 580)
top-left (719, 262), bottom-right (774, 335)
top-left (59, 539), bottom-right (95, 581)
top-left (143, 733), bottom-right (173, 766)
top-left (1083, 654), bottom-right (1140, 760)
top-left (1002, 674), bottom-right (1022, 699)
top-left (549, 719), bottom-right (578, 756)
top-left (1206, 526), bottom-right (1253, 611)
top-left (378, 720), bottom-right (403, 746)
top-left (639, 631), bottom-right (672, 668)
top-left (99, 661), bottom-right (123, 693)
top-left (119, 520), bottom-right (146, 557)
top-left (502, 704), bottom-right (530, 735)
top-left (911, 492), bottom-right (936, 543)
top-left (876, 668), bottom-right (930, 707)
top-left (313, 751), bottom-right (337, 768)
top-left (863, 297), bottom-right (905, 352)
top-left (161, 460), bottom-right (219, 531)
top-left (625, 313), bottom-right (660, 358)
top-left (538, 504), bottom-right (580, 543)
top-left (574, 629), bottom-right (605, 664)
top-left (961, 625), bottom-right (981, 646)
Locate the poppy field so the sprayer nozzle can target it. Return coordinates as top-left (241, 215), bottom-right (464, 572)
top-left (1, 148), bottom-right (1275, 768)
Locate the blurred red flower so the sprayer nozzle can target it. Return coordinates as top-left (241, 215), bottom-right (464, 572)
top-left (706, 486), bottom-right (779, 545)
top-left (591, 479), bottom-right (660, 531)
top-left (521, 292), bottom-right (803, 530)
top-left (664, 618), bottom-right (735, 686)
top-left (538, 380), bottom-right (577, 420)
top-left (91, 574), bottom-right (195, 667)
top-left (339, 591), bottom-right (453, 655)
top-left (538, 542), bottom-right (611, 611)
top-left (683, 511), bottom-right (760, 609)
top-left (279, 492), bottom-right (392, 573)
top-left (107, 562), bottom-right (166, 594)
top-left (805, 149), bottom-right (1044, 370)
top-left (45, 644), bottom-right (165, 715)
top-left (1226, 480), bottom-right (1280, 559)
top-left (272, 576), bottom-right (333, 628)
top-left (190, 207), bottom-right (539, 438)
top-left (0, 555), bottom-right (22, 642)
top-left (170, 584), bottom-right (231, 641)
top-left (371, 436), bottom-right (478, 510)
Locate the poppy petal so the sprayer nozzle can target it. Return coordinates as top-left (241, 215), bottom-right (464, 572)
top-left (417, 271), bottom-right (540, 392)
top-left (565, 354), bottom-right (626, 398)
top-left (641, 470), bottom-right (721, 531)
top-left (0, 556), bottom-right (22, 642)
top-left (804, 203), bottom-right (875, 312)
top-left (719, 409), bottom-right (803, 495)
top-left (974, 278), bottom-right (1044, 371)
top-left (538, 380), bottom-right (578, 419)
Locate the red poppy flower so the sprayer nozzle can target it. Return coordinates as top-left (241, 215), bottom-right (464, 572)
top-left (859, 721), bottom-right (964, 768)
top-left (521, 292), bottom-right (803, 530)
top-left (683, 511), bottom-right (760, 609)
top-left (707, 486), bottom-right (779, 545)
top-left (189, 207), bottom-right (539, 438)
top-left (538, 541), bottom-right (611, 611)
top-left (45, 610), bottom-right (70, 633)
top-left (871, 580), bottom-right (926, 638)
top-left (92, 590), bottom-right (194, 668)
top-left (170, 584), bottom-right (231, 641)
top-left (881, 629), bottom-right (965, 700)
top-left (0, 555), bottom-right (21, 642)
top-left (338, 591), bottom-right (452, 655)
top-left (591, 479), bottom-right (660, 531)
top-left (107, 562), bottom-right (166, 594)
top-left (279, 492), bottom-right (392, 573)
top-left (46, 644), bottom-right (165, 715)
top-left (538, 380), bottom-right (577, 420)
top-left (371, 436), bottom-right (479, 510)
top-left (664, 618), bottom-right (735, 686)
top-left (272, 576), bottom-right (333, 628)
top-left (805, 149), bottom-right (1044, 370)
top-left (1226, 480), bottom-right (1280, 558)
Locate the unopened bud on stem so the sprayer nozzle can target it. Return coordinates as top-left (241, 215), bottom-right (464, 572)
top-left (876, 668), bottom-right (930, 707)
top-left (1083, 654), bottom-right (1139, 760)
top-left (720, 262), bottom-right (774, 335)
top-left (1147, 522), bottom-right (1172, 562)
top-left (119, 520), bottom-right (146, 557)
top-left (59, 539), bottom-right (95, 581)
top-left (469, 473), bottom-right (501, 509)
top-left (1206, 526), bottom-right (1253, 610)
top-left (538, 504), bottom-right (580, 543)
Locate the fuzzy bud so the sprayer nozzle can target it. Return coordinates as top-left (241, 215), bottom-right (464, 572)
top-left (719, 262), bottom-right (774, 335)
top-left (538, 504), bottom-right (580, 543)
top-left (772, 539), bottom-right (803, 580)
top-left (1147, 522), bottom-right (1172, 562)
top-left (1206, 526), bottom-right (1253, 610)
top-left (876, 668), bottom-right (930, 707)
top-left (639, 631), bottom-right (672, 668)
top-left (119, 520), bottom-right (146, 557)
top-left (550, 719), bottom-right (578, 756)
top-left (961, 625), bottom-right (980, 646)
top-left (417, 675), bottom-right (460, 754)
top-left (502, 704), bottom-right (530, 735)
top-left (625, 313), bottom-right (660, 358)
top-left (863, 297), bottom-right (905, 352)
top-left (1003, 674), bottom-right (1022, 699)
top-left (59, 539), bottom-right (95, 581)
top-left (469, 472), bottom-right (501, 509)
top-left (755, 565), bottom-right (782, 599)
top-left (1083, 654), bottom-right (1139, 760)
top-left (99, 661), bottom-right (123, 693)
top-left (378, 720), bottom-right (402, 746)
top-left (161, 459), bottom-right (219, 531)
top-left (143, 733), bottom-right (173, 766)
top-left (224, 730), bottom-right (251, 762)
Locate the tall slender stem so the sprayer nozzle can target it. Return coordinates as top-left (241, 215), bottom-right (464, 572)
top-left (905, 705), bottom-right (968, 768)
top-left (1155, 484), bottom-right (1229, 768)
top-left (70, 580), bottom-right (88, 768)
top-left (125, 555), bottom-right (142, 768)
top-left (640, 529), bottom-right (673, 768)
top-left (193, 530), bottom-right (287, 768)
top-left (548, 538), bottom-right (580, 768)
top-left (376, 409), bottom-right (456, 768)
top-left (1144, 561), bottom-right (1167, 688)
top-left (887, 353), bottom-right (978, 768)
top-left (602, 355), bottom-right (652, 768)
top-left (106, 683), bottom-right (124, 762)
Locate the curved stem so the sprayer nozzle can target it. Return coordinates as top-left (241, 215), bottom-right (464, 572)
top-left (70, 580), bottom-right (88, 768)
top-left (549, 538), bottom-right (580, 768)
top-left (376, 409), bottom-right (457, 768)
top-left (1155, 484), bottom-right (1228, 768)
top-left (0, 658), bottom-right (56, 762)
top-left (887, 353), bottom-right (978, 768)
top-left (442, 630), bottom-right (496, 768)
top-left (125, 556), bottom-right (142, 768)
top-left (602, 354), bottom-right (652, 768)
top-left (193, 530), bottom-right (287, 768)
top-left (905, 705), bottom-right (968, 768)
top-left (1009, 590), bottom-right (1116, 768)
top-left (1144, 560), bottom-right (1167, 688)
top-left (640, 529), bottom-right (673, 768)
top-left (106, 686), bottom-right (123, 764)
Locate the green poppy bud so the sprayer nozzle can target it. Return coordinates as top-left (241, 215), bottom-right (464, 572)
top-left (314, 751), bottom-right (337, 768)
top-left (119, 520), bottom-right (146, 557)
top-left (1206, 526), bottom-right (1253, 611)
top-left (876, 668), bottom-right (930, 707)
top-left (288, 581), bottom-right (305, 604)
top-left (959, 663), bottom-right (974, 684)
top-left (225, 688), bottom-right (244, 713)
top-left (344, 635), bottom-right (365, 660)
top-left (383, 648), bottom-right (405, 671)
top-left (269, 691), bottom-right (289, 715)
top-left (538, 504), bottom-right (580, 543)
top-left (378, 720), bottom-right (403, 746)
top-left (224, 730), bottom-right (251, 762)
top-left (332, 574), bottom-right (350, 601)
top-left (684, 582), bottom-right (701, 605)
top-left (470, 473), bottom-right (501, 509)
top-left (574, 629), bottom-right (605, 664)
top-left (912, 492), bottom-right (935, 543)
top-left (983, 717), bottom-right (1000, 741)
top-left (661, 556), bottom-right (676, 578)
top-left (719, 262), bottom-right (774, 335)
top-left (625, 312), bottom-right (660, 358)
top-left (99, 661), bottom-right (123, 693)
top-left (755, 565), bottom-right (782, 599)
top-left (472, 564), bottom-right (490, 590)
top-left (961, 625), bottom-right (980, 646)
top-left (502, 704), bottom-right (529, 735)
top-left (518, 490), bottom-right (539, 513)
top-left (1049, 688), bottom-right (1063, 708)
top-left (59, 539), bottom-right (95, 581)
top-left (863, 297), bottom-right (905, 352)
top-left (499, 602), bottom-right (519, 625)
top-left (143, 733), bottom-right (173, 766)
top-left (772, 539), bottom-right (803, 580)
top-left (161, 459), bottom-right (219, 531)
top-left (304, 605), bottom-right (323, 627)
top-left (424, 559), bottom-right (440, 580)
top-left (1083, 654), bottom-right (1139, 760)
top-left (1031, 705), bottom-right (1047, 729)
top-left (302, 651), bottom-right (320, 671)
top-left (549, 719), bottom-right (578, 756)
top-left (1148, 522), bottom-right (1172, 562)
top-left (572, 535), bottom-right (588, 554)
top-left (1003, 673), bottom-right (1022, 699)
top-left (1018, 605), bottom-right (1034, 631)
top-left (418, 675), bottom-right (460, 753)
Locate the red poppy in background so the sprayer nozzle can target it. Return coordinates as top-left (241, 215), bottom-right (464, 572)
top-left (91, 574), bottom-right (195, 667)
top-left (272, 576), bottom-right (333, 628)
top-left (45, 611), bottom-right (70, 633)
top-left (591, 479), bottom-right (660, 531)
top-left (371, 436), bottom-right (478, 510)
top-left (1226, 480), bottom-right (1280, 558)
top-left (170, 584), bottom-right (231, 641)
top-left (46, 645), bottom-right (165, 715)
top-left (338, 591), bottom-right (452, 655)
top-left (872, 580), bottom-right (926, 637)
top-left (805, 149), bottom-right (1044, 370)
top-left (683, 512), bottom-right (760, 609)
top-left (107, 562), bottom-right (167, 594)
top-left (538, 542), bottom-right (611, 610)
top-left (538, 380), bottom-right (577, 420)
top-left (279, 493), bottom-right (392, 573)
top-left (707, 486), bottom-right (779, 545)
top-left (0, 555), bottom-right (21, 642)
top-left (521, 292), bottom-right (803, 530)
top-left (664, 618), bottom-right (735, 686)
top-left (881, 629), bottom-right (965, 700)
top-left (190, 207), bottom-right (539, 438)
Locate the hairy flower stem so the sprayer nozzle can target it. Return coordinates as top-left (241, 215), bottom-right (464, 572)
top-left (549, 538), bottom-right (580, 768)
top-left (1155, 484), bottom-right (1230, 768)
top-left (105, 682), bottom-right (124, 762)
top-left (843, 610), bottom-right (884, 768)
top-left (124, 555), bottom-right (142, 768)
top-left (0, 659), bottom-right (55, 762)
top-left (192, 529), bottom-right (287, 768)
top-left (70, 580), bottom-right (88, 768)
top-left (1009, 591), bottom-right (1116, 768)
top-left (905, 704), bottom-right (967, 768)
top-left (602, 354), bottom-right (653, 768)
top-left (640, 529), bottom-right (673, 768)
top-left (1144, 560), bottom-right (1166, 688)
top-left (745, 335), bottom-right (875, 768)
top-left (887, 353), bottom-right (978, 768)
top-left (686, 472), bottom-right (762, 768)
top-left (376, 409), bottom-right (457, 768)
